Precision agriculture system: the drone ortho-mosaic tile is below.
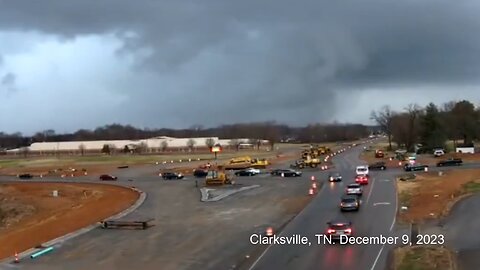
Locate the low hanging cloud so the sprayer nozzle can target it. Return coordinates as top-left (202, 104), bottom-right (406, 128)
top-left (0, 0), bottom-right (480, 133)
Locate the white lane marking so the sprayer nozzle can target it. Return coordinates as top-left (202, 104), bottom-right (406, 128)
top-left (365, 177), bottom-right (376, 206)
top-left (248, 240), bottom-right (274, 270)
top-left (370, 244), bottom-right (385, 270)
top-left (248, 183), bottom-right (327, 269)
top-left (373, 202), bottom-right (391, 206)
top-left (381, 179), bottom-right (391, 182)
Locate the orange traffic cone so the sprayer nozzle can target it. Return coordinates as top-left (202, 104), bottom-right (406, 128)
top-left (14, 251), bottom-right (19, 263)
top-left (308, 188), bottom-right (314, 195)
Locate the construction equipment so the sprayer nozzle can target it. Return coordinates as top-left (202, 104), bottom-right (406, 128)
top-left (251, 158), bottom-right (269, 168)
top-left (205, 169), bottom-right (232, 185)
top-left (291, 155), bottom-right (321, 169)
top-left (224, 156), bottom-right (269, 170)
top-left (316, 146), bottom-right (331, 155)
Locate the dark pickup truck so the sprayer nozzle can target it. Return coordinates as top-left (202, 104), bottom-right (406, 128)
top-left (436, 158), bottom-right (463, 167)
top-left (369, 162), bottom-right (386, 170)
top-left (404, 163), bottom-right (429, 171)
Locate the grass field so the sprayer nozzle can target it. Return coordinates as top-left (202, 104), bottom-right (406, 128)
top-left (395, 246), bottom-right (455, 270)
top-left (0, 150), bottom-right (279, 168)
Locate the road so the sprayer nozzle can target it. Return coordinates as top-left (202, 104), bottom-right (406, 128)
top-left (247, 144), bottom-right (399, 270)
top-left (0, 149), bottom-right (312, 270)
top-left (3, 143), bottom-right (479, 270)
top-left (422, 193), bottom-right (480, 270)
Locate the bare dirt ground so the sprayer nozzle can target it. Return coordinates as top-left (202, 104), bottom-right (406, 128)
top-left (394, 246), bottom-right (455, 270)
top-left (397, 169), bottom-right (480, 223)
top-left (0, 182), bottom-right (139, 260)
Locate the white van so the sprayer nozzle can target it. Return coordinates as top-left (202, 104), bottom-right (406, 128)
top-left (356, 165), bottom-right (369, 176)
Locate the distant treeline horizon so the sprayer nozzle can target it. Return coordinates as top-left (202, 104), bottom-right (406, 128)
top-left (0, 122), bottom-right (378, 149)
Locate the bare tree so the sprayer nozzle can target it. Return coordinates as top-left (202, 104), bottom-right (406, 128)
top-left (187, 139), bottom-right (196, 151)
top-left (405, 104), bottom-right (422, 152)
top-left (371, 105), bottom-right (396, 150)
top-left (248, 138), bottom-right (260, 149)
top-left (160, 141), bottom-right (168, 152)
top-left (205, 138), bottom-right (215, 148)
top-left (78, 143), bottom-right (86, 156)
top-left (136, 142), bottom-right (148, 154)
top-left (229, 139), bottom-right (240, 151)
top-left (20, 147), bottom-right (30, 158)
top-left (101, 144), bottom-right (111, 155)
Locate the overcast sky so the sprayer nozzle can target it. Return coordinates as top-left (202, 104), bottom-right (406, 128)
top-left (1, 0), bottom-right (480, 134)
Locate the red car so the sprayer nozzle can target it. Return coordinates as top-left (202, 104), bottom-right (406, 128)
top-left (99, 174), bottom-right (118, 181)
top-left (355, 174), bottom-right (369, 185)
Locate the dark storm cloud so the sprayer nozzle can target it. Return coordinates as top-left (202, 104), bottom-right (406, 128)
top-left (1, 0), bottom-right (480, 130)
top-left (0, 72), bottom-right (17, 94)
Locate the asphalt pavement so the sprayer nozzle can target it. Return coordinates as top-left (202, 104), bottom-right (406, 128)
top-left (247, 144), bottom-right (399, 270)
top-left (424, 193), bottom-right (480, 270)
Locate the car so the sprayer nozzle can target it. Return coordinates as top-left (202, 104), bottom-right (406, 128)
top-left (404, 163), bottom-right (428, 171)
top-left (436, 158), bottom-right (462, 167)
top-left (355, 165), bottom-right (369, 176)
top-left (193, 168), bottom-right (208, 178)
top-left (161, 172), bottom-right (184, 180)
top-left (18, 173), bottom-right (33, 179)
top-left (375, 150), bottom-right (384, 158)
top-left (270, 169), bottom-right (302, 177)
top-left (369, 161), bottom-right (386, 170)
top-left (328, 172), bottom-right (342, 182)
top-left (346, 183), bottom-right (363, 196)
top-left (325, 221), bottom-right (353, 241)
top-left (99, 174), bottom-right (117, 180)
top-left (355, 174), bottom-right (369, 185)
top-left (340, 195), bottom-right (360, 211)
top-left (433, 149), bottom-right (445, 157)
top-left (235, 168), bottom-right (261, 176)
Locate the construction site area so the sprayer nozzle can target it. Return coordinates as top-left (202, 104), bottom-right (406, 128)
top-left (0, 142), bottom-right (344, 269)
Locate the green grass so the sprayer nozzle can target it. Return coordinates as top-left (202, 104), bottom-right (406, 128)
top-left (0, 150), bottom-right (280, 168)
top-left (399, 191), bottom-right (413, 207)
top-left (397, 248), bottom-right (428, 270)
top-left (462, 181), bottom-right (480, 193)
top-left (396, 246), bottom-right (454, 270)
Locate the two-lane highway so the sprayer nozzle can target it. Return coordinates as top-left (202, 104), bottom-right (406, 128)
top-left (248, 145), bottom-right (398, 270)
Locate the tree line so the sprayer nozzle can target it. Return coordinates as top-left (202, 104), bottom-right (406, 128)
top-left (371, 100), bottom-right (480, 152)
top-left (0, 122), bottom-right (372, 149)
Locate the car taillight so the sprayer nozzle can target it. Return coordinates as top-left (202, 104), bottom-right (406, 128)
top-left (340, 203), bottom-right (345, 207)
top-left (327, 229), bottom-right (335, 234)
top-left (344, 228), bottom-right (352, 234)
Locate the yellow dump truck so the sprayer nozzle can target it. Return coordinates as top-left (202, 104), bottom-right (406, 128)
top-left (205, 170), bottom-right (232, 186)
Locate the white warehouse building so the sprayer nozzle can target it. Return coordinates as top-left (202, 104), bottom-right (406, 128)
top-left (8, 136), bottom-right (269, 154)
